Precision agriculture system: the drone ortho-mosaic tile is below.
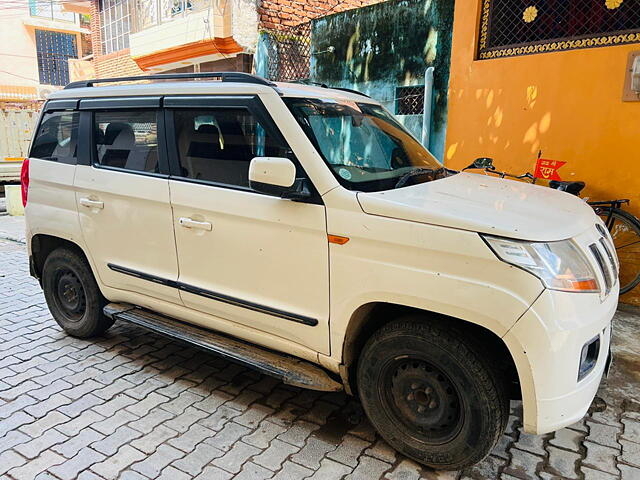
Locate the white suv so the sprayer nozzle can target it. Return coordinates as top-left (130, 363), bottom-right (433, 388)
top-left (23, 72), bottom-right (617, 470)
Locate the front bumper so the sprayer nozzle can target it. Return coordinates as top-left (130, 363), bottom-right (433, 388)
top-left (503, 286), bottom-right (618, 434)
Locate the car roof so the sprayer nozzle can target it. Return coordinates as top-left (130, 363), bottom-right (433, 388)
top-left (47, 80), bottom-right (376, 104)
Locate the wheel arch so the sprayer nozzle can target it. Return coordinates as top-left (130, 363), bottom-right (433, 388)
top-left (31, 234), bottom-right (93, 281)
top-left (341, 302), bottom-right (522, 402)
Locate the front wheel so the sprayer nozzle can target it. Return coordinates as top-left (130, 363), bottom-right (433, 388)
top-left (357, 318), bottom-right (509, 470)
top-left (42, 247), bottom-right (113, 338)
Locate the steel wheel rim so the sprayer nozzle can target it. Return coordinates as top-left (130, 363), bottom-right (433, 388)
top-left (53, 268), bottom-right (87, 322)
top-left (381, 357), bottom-right (464, 445)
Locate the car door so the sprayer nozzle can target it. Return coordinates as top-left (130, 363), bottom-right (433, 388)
top-left (164, 95), bottom-right (330, 354)
top-left (74, 97), bottom-right (180, 303)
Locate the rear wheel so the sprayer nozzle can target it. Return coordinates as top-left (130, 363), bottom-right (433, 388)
top-left (357, 317), bottom-right (509, 470)
top-left (597, 208), bottom-right (640, 295)
top-left (42, 248), bottom-right (113, 338)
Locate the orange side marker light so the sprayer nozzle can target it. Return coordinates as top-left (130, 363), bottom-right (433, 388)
top-left (328, 234), bottom-right (350, 245)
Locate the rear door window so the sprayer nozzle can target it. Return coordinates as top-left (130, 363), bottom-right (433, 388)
top-left (30, 111), bottom-right (79, 164)
top-left (93, 110), bottom-right (160, 173)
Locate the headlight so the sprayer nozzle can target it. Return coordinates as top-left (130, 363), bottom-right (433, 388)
top-left (483, 236), bottom-right (599, 293)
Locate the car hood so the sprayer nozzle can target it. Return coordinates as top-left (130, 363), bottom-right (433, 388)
top-left (356, 172), bottom-right (596, 242)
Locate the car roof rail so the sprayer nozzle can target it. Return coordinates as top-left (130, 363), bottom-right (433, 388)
top-left (330, 86), bottom-right (371, 98)
top-left (64, 72), bottom-right (276, 90)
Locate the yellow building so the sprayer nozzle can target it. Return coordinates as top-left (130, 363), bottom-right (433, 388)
top-left (445, 0), bottom-right (640, 305)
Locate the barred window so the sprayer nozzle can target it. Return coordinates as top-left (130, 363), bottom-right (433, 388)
top-left (478, 0), bottom-right (640, 59)
top-left (395, 86), bottom-right (425, 115)
top-left (35, 30), bottom-right (78, 86)
top-left (100, 0), bottom-right (131, 55)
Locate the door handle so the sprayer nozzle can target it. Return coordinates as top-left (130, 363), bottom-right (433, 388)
top-left (79, 198), bottom-right (104, 209)
top-left (178, 217), bottom-right (212, 231)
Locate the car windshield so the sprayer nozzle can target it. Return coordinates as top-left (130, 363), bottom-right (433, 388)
top-left (284, 97), bottom-right (450, 192)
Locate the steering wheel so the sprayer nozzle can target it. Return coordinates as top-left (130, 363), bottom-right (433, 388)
top-left (394, 168), bottom-right (438, 189)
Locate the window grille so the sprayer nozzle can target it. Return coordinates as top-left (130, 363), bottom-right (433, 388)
top-left (264, 22), bottom-right (312, 82)
top-left (395, 86), bottom-right (425, 115)
top-left (35, 29), bottom-right (78, 86)
top-left (100, 0), bottom-right (131, 55)
top-left (478, 0), bottom-right (640, 59)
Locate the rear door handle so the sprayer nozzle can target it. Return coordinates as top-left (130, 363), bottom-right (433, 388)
top-left (178, 217), bottom-right (212, 231)
top-left (79, 198), bottom-right (104, 209)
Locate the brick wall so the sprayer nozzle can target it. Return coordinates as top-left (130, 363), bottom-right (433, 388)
top-left (94, 49), bottom-right (143, 78)
top-left (258, 0), bottom-right (385, 30)
top-left (90, 0), bottom-right (143, 78)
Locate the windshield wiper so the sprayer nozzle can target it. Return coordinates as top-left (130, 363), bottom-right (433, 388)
top-left (394, 167), bottom-right (447, 189)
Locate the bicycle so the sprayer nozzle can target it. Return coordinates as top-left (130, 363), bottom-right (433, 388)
top-left (464, 158), bottom-right (640, 295)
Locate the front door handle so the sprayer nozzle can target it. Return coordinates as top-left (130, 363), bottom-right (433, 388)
top-left (79, 198), bottom-right (104, 209)
top-left (178, 217), bottom-right (212, 231)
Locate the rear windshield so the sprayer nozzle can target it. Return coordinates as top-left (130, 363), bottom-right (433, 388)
top-left (284, 97), bottom-right (448, 192)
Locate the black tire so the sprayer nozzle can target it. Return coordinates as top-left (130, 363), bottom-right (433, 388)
top-left (597, 208), bottom-right (640, 295)
top-left (357, 317), bottom-right (509, 470)
top-left (42, 247), bottom-right (113, 338)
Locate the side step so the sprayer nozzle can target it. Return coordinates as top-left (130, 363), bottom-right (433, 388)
top-left (104, 303), bottom-right (343, 392)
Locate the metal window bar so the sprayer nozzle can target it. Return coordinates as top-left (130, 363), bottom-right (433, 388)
top-left (264, 22), bottom-right (312, 82)
top-left (478, 0), bottom-right (640, 59)
top-left (35, 30), bottom-right (78, 87)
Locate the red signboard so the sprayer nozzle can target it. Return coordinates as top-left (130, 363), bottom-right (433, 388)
top-left (534, 159), bottom-right (566, 181)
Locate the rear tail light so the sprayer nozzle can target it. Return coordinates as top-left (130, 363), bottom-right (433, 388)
top-left (20, 158), bottom-right (29, 207)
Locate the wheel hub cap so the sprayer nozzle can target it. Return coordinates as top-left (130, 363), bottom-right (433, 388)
top-left (56, 271), bottom-right (86, 319)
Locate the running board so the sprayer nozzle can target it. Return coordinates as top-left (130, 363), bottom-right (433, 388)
top-left (103, 303), bottom-right (342, 392)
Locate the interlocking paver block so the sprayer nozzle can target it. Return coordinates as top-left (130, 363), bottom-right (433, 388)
top-left (503, 447), bottom-right (544, 480)
top-left (550, 428), bottom-right (584, 452)
top-left (254, 438), bottom-right (299, 471)
top-left (14, 428), bottom-right (68, 459)
top-left (48, 447), bottom-right (106, 480)
top-left (173, 443), bottom-right (225, 476)
top-left (290, 435), bottom-right (337, 470)
top-left (462, 454), bottom-right (505, 480)
top-left (91, 425), bottom-right (143, 456)
top-left (169, 423), bottom-right (216, 452)
top-left (131, 424), bottom-right (178, 454)
top-left (306, 458), bottom-right (352, 480)
top-left (345, 455), bottom-right (391, 480)
top-left (205, 421), bottom-right (252, 452)
top-left (547, 445), bottom-right (581, 479)
top-left (52, 427), bottom-right (105, 458)
top-left (8, 450), bottom-right (64, 480)
top-left (193, 465), bottom-right (233, 480)
top-left (622, 418), bottom-right (640, 444)
top-left (588, 420), bottom-right (623, 449)
top-left (272, 460), bottom-right (314, 480)
top-left (20, 410), bottom-right (71, 437)
top-left (621, 438), bottom-right (640, 468)
top-left (233, 461), bottom-right (273, 480)
top-left (619, 464), bottom-right (640, 479)
top-left (212, 440), bottom-right (261, 474)
top-left (128, 407), bottom-right (173, 434)
top-left (91, 445), bottom-right (146, 479)
top-left (584, 441), bottom-right (621, 475)
top-left (55, 410), bottom-right (104, 437)
top-left (91, 409), bottom-right (138, 435)
top-left (327, 434), bottom-right (371, 467)
top-left (244, 420), bottom-right (288, 449)
top-left (157, 465), bottom-right (192, 480)
top-left (277, 420), bottom-right (320, 447)
top-left (0, 450), bottom-right (28, 476)
top-left (581, 466), bottom-right (618, 479)
top-left (131, 444), bottom-right (184, 478)
top-left (164, 405), bottom-right (210, 433)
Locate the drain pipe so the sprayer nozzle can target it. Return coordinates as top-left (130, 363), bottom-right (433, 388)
top-left (421, 66), bottom-right (435, 149)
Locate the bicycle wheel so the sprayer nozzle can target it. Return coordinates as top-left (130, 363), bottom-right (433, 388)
top-left (596, 208), bottom-right (640, 295)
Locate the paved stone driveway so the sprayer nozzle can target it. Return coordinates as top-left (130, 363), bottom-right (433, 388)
top-left (1, 228), bottom-right (639, 479)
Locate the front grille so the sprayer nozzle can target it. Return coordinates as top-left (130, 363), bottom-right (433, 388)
top-left (588, 226), bottom-right (618, 295)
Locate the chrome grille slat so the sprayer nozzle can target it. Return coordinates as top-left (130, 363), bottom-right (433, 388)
top-left (589, 242), bottom-right (612, 295)
top-left (599, 237), bottom-right (618, 281)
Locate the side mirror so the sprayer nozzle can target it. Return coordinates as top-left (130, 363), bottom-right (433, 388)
top-left (463, 157), bottom-right (495, 171)
top-left (249, 157), bottom-right (311, 200)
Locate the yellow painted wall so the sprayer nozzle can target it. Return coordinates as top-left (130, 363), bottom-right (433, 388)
top-left (445, 0), bottom-right (640, 305)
